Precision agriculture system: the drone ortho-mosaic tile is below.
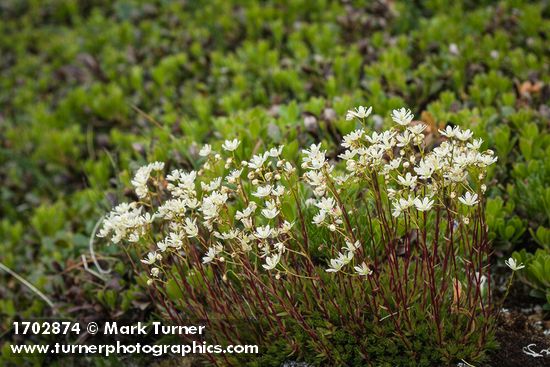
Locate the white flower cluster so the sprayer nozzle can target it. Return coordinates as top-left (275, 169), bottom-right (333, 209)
top-left (99, 105), bottom-right (497, 280)
top-left (301, 106), bottom-right (497, 274)
top-left (131, 162), bottom-right (165, 198)
top-left (99, 139), bottom-right (297, 276)
top-left (97, 202), bottom-right (155, 244)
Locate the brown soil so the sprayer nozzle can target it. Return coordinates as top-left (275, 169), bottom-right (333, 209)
top-left (488, 311), bottom-right (550, 367)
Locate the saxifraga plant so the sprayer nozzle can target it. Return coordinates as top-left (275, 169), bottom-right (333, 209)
top-left (98, 106), bottom-right (501, 366)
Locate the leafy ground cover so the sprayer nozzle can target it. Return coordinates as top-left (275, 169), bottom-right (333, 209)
top-left (0, 0), bottom-right (549, 365)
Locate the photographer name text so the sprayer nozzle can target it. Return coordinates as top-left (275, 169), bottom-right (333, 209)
top-left (103, 322), bottom-right (205, 336)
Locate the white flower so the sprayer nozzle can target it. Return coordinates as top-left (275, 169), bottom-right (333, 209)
top-left (345, 106), bottom-right (372, 121)
top-left (201, 177), bottom-right (222, 192)
top-left (274, 242), bottom-right (286, 253)
top-left (222, 139), bottom-right (240, 152)
top-left (326, 252), bottom-right (353, 273)
top-left (127, 232), bottom-right (140, 242)
top-left (236, 202), bottom-right (257, 220)
top-left (131, 162), bottom-right (165, 198)
top-left (477, 153), bottom-right (498, 166)
top-left (202, 248), bottom-right (216, 264)
top-left (157, 238), bottom-right (169, 252)
top-left (391, 204), bottom-right (402, 218)
top-left (342, 129), bottom-right (364, 148)
top-left (455, 129), bottom-right (473, 141)
top-left (261, 200), bottom-right (279, 219)
top-left (199, 144), bottom-right (212, 157)
top-left (248, 153), bottom-right (269, 169)
top-left (263, 253), bottom-right (281, 270)
top-left (167, 170), bottom-right (196, 197)
top-left (392, 196), bottom-right (415, 217)
top-left (186, 197), bottom-right (200, 209)
top-left (284, 162), bottom-right (295, 173)
top-left (365, 130), bottom-right (393, 144)
top-left (183, 218), bottom-right (199, 238)
top-left (505, 257), bottom-right (525, 271)
top-left (467, 138), bottom-right (483, 150)
top-left (458, 192), bottom-right (479, 206)
top-left (400, 196), bottom-right (415, 208)
top-left (449, 43), bottom-right (459, 55)
top-left (214, 229), bottom-right (239, 240)
top-left (200, 191), bottom-right (228, 221)
top-left (312, 211), bottom-right (326, 225)
top-left (158, 232), bottom-right (183, 250)
top-left (150, 267), bottom-right (160, 277)
top-left (396, 130), bottom-right (413, 147)
top-left (141, 252), bottom-right (158, 265)
top-left (334, 174), bottom-right (350, 185)
top-left (302, 143), bottom-right (326, 170)
top-left (439, 126), bottom-right (459, 138)
top-left (414, 197), bottom-right (434, 212)
top-left (255, 225), bottom-right (273, 239)
top-left (279, 220), bottom-right (294, 234)
top-left (433, 142), bottom-right (451, 158)
top-left (226, 169), bottom-right (243, 183)
top-left (202, 244), bottom-right (223, 264)
top-left (445, 166), bottom-right (468, 183)
top-left (339, 150), bottom-right (357, 160)
top-left (397, 172), bottom-right (417, 188)
top-left (345, 240), bottom-right (361, 253)
top-left (253, 184), bottom-right (272, 198)
top-left (326, 258), bottom-right (345, 273)
top-left (315, 197), bottom-right (336, 212)
top-left (386, 158), bottom-right (401, 171)
top-left (408, 123), bottom-right (427, 135)
top-left (268, 146), bottom-right (284, 157)
top-left (354, 262), bottom-right (372, 276)
top-left (272, 185), bottom-right (285, 197)
top-left (414, 160), bottom-right (435, 179)
top-left (391, 108), bottom-right (414, 126)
